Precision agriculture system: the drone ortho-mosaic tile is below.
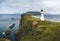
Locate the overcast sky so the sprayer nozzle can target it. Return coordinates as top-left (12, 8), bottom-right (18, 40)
top-left (0, 0), bottom-right (60, 14)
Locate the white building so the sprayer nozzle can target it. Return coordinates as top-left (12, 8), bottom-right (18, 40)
top-left (27, 10), bottom-right (45, 21)
top-left (40, 9), bottom-right (44, 21)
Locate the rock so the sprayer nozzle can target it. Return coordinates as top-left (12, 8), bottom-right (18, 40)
top-left (3, 30), bottom-right (11, 36)
top-left (9, 23), bottom-right (15, 29)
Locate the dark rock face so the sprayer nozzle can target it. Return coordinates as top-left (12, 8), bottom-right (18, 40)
top-left (32, 21), bottom-right (38, 28)
top-left (9, 23), bottom-right (15, 29)
top-left (5, 30), bottom-right (11, 36)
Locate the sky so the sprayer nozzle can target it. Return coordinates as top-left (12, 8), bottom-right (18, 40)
top-left (0, 0), bottom-right (60, 14)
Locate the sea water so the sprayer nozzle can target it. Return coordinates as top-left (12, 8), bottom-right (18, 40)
top-left (0, 14), bottom-right (20, 41)
top-left (33, 14), bottom-right (60, 22)
top-left (0, 14), bottom-right (60, 41)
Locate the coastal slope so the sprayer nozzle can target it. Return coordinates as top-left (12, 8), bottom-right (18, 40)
top-left (16, 14), bottom-right (60, 41)
top-left (0, 38), bottom-right (10, 41)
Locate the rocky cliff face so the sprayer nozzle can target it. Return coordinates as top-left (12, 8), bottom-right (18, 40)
top-left (16, 13), bottom-right (60, 41)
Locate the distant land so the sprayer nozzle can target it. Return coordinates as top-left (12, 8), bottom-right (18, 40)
top-left (27, 11), bottom-right (41, 15)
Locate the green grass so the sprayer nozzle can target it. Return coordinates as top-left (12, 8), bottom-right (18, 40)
top-left (16, 14), bottom-right (60, 41)
top-left (0, 38), bottom-right (10, 41)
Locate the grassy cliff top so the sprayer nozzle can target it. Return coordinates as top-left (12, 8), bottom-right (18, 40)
top-left (16, 14), bottom-right (60, 41)
top-left (0, 38), bottom-right (10, 41)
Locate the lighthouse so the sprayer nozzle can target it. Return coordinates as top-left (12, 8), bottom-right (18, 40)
top-left (40, 9), bottom-right (44, 21)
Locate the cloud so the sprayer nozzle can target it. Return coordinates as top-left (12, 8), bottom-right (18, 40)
top-left (42, 0), bottom-right (60, 14)
top-left (0, 0), bottom-right (60, 14)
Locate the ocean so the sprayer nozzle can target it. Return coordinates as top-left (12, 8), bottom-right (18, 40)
top-left (0, 14), bottom-right (60, 41)
top-left (33, 14), bottom-right (60, 22)
top-left (0, 14), bottom-right (20, 41)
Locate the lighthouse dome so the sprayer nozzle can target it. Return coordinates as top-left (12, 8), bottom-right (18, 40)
top-left (41, 9), bottom-right (43, 12)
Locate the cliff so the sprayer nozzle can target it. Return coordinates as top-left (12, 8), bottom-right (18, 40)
top-left (16, 13), bottom-right (60, 41)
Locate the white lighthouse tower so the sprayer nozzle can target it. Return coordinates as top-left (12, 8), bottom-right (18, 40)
top-left (40, 9), bottom-right (44, 21)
